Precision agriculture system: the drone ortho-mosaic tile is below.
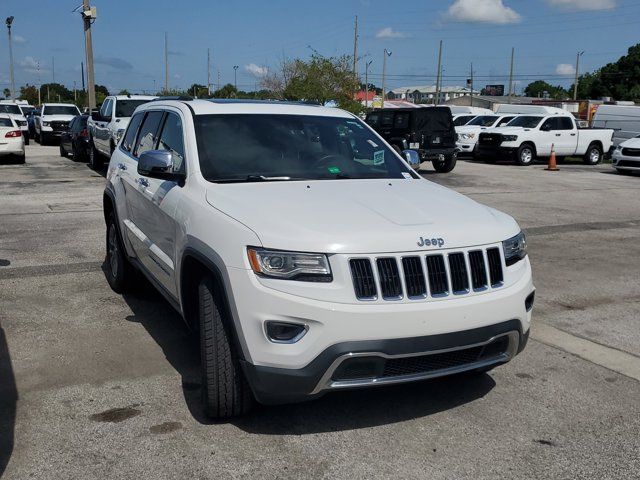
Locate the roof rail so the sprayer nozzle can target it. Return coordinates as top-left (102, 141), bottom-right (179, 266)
top-left (151, 95), bottom-right (194, 101)
top-left (207, 99), bottom-right (321, 106)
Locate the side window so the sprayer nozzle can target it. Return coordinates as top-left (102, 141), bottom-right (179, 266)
top-left (68, 118), bottom-right (76, 131)
top-left (558, 117), bottom-right (574, 130)
top-left (121, 112), bottom-right (144, 152)
top-left (99, 99), bottom-right (110, 118)
top-left (497, 116), bottom-right (514, 127)
top-left (157, 113), bottom-right (186, 173)
top-left (133, 111), bottom-right (164, 157)
top-left (541, 118), bottom-right (556, 131)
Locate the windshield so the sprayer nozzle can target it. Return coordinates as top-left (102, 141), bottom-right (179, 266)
top-left (115, 99), bottom-right (152, 118)
top-left (0, 104), bottom-right (21, 115)
top-left (19, 106), bottom-right (34, 116)
top-left (467, 115), bottom-right (499, 127)
top-left (43, 105), bottom-right (80, 116)
top-left (453, 115), bottom-right (475, 126)
top-left (195, 114), bottom-right (415, 183)
top-left (0, 118), bottom-right (14, 127)
top-left (506, 116), bottom-right (543, 128)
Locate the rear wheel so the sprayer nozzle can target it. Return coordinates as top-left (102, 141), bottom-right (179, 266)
top-left (583, 144), bottom-right (603, 165)
top-left (39, 132), bottom-right (48, 146)
top-left (59, 143), bottom-right (68, 158)
top-left (24, 135), bottom-right (29, 146)
top-left (105, 213), bottom-right (133, 294)
top-left (199, 276), bottom-right (253, 418)
top-left (432, 150), bottom-right (457, 173)
top-left (516, 144), bottom-right (535, 166)
top-left (616, 168), bottom-right (633, 176)
top-left (89, 140), bottom-right (103, 170)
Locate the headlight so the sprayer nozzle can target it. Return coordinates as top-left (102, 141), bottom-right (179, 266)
top-left (502, 231), bottom-right (527, 266)
top-left (42, 121), bottom-right (50, 127)
top-left (247, 247), bottom-right (332, 281)
top-left (502, 135), bottom-right (518, 142)
top-left (460, 133), bottom-right (475, 140)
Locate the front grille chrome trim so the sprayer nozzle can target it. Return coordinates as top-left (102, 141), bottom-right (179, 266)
top-left (310, 331), bottom-right (520, 395)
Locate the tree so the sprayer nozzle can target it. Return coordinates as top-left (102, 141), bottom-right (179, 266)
top-left (213, 83), bottom-right (238, 98)
top-left (188, 83), bottom-right (209, 98)
top-left (118, 89), bottom-right (131, 95)
top-left (3, 88), bottom-right (10, 99)
top-left (40, 83), bottom-right (73, 103)
top-left (523, 80), bottom-right (568, 99)
top-left (20, 84), bottom-right (39, 105)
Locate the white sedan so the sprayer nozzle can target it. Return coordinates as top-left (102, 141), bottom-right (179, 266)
top-left (0, 114), bottom-right (25, 163)
top-left (612, 136), bottom-right (640, 175)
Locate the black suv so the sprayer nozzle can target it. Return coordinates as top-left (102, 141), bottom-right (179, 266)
top-left (365, 107), bottom-right (458, 173)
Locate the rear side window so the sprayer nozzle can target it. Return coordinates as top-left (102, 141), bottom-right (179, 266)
top-left (497, 116), bottom-right (514, 127)
top-left (0, 118), bottom-right (13, 127)
top-left (558, 117), bottom-right (575, 130)
top-left (157, 113), bottom-right (186, 173)
top-left (133, 111), bottom-right (164, 157)
top-left (121, 113), bottom-right (144, 152)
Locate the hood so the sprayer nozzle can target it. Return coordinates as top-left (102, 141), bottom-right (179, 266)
top-left (619, 137), bottom-right (640, 149)
top-left (42, 114), bottom-right (75, 122)
top-left (205, 179), bottom-right (520, 254)
top-left (485, 126), bottom-right (528, 135)
top-left (456, 125), bottom-right (494, 134)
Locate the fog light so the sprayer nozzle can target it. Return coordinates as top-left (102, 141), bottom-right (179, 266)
top-left (525, 291), bottom-right (535, 312)
top-left (265, 321), bottom-right (307, 343)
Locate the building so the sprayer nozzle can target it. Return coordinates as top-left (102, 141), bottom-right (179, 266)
top-left (386, 85), bottom-right (477, 103)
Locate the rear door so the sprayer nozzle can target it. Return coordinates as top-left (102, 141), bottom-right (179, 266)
top-left (552, 117), bottom-right (577, 155)
top-left (95, 99), bottom-right (112, 154)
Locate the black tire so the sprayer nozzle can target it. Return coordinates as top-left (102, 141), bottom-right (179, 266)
top-left (89, 140), bottom-right (103, 170)
top-left (199, 276), bottom-right (253, 418)
top-left (74, 141), bottom-right (88, 162)
top-left (15, 154), bottom-right (25, 164)
top-left (59, 143), bottom-right (68, 158)
top-left (105, 213), bottom-right (133, 294)
top-left (583, 144), bottom-right (603, 165)
top-left (516, 144), bottom-right (535, 166)
top-left (39, 132), bottom-right (47, 146)
top-left (483, 157), bottom-right (497, 164)
top-left (616, 168), bottom-right (633, 176)
top-left (24, 135), bottom-right (29, 146)
top-left (432, 150), bottom-right (457, 173)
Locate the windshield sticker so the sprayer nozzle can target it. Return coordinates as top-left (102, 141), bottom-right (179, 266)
top-left (367, 139), bottom-right (378, 148)
top-left (328, 166), bottom-right (341, 174)
top-left (402, 172), bottom-right (413, 179)
top-left (373, 150), bottom-right (385, 165)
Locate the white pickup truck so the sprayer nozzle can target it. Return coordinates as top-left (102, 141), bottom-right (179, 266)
top-left (476, 113), bottom-right (614, 166)
top-left (87, 94), bottom-right (156, 169)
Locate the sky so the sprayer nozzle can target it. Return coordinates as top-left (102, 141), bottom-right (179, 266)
top-left (0, 0), bottom-right (638, 95)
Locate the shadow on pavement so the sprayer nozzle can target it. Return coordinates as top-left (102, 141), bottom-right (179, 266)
top-left (115, 270), bottom-right (497, 432)
top-left (0, 326), bottom-right (17, 477)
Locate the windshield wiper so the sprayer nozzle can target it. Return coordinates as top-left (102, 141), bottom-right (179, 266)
top-left (214, 175), bottom-right (294, 184)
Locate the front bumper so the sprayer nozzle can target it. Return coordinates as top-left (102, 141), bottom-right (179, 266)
top-left (417, 146), bottom-right (457, 160)
top-left (476, 145), bottom-right (517, 159)
top-left (612, 152), bottom-right (640, 171)
top-left (456, 141), bottom-right (477, 156)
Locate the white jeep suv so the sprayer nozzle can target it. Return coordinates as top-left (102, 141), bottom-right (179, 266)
top-left (103, 99), bottom-right (534, 418)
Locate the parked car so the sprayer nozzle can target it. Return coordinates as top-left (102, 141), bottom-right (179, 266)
top-left (18, 104), bottom-right (35, 117)
top-left (34, 103), bottom-right (81, 145)
top-left (591, 104), bottom-right (640, 147)
top-left (87, 94), bottom-right (157, 169)
top-left (59, 114), bottom-right (90, 161)
top-left (456, 115), bottom-right (516, 157)
top-left (452, 114), bottom-right (477, 127)
top-left (365, 107), bottom-right (458, 172)
top-left (477, 112), bottom-right (614, 166)
top-left (611, 135), bottom-right (640, 175)
top-left (0, 101), bottom-right (29, 145)
top-left (0, 114), bottom-right (25, 163)
top-left (103, 98), bottom-right (534, 418)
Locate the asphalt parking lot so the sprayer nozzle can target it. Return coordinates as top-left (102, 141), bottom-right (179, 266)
top-left (1, 145), bottom-right (639, 479)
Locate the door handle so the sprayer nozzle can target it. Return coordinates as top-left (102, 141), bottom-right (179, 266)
top-left (555, 134), bottom-right (561, 136)
top-left (137, 177), bottom-right (149, 188)
top-left (117, 163), bottom-right (127, 171)
top-left (570, 133), bottom-right (576, 136)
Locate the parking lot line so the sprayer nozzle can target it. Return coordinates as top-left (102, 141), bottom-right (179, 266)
top-left (532, 322), bottom-right (640, 382)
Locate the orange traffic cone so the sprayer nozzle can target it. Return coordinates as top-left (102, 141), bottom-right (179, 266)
top-left (545, 144), bottom-right (559, 171)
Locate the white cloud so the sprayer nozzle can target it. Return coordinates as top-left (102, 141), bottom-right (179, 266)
top-left (446, 0), bottom-right (521, 24)
top-left (546, 0), bottom-right (615, 10)
top-left (18, 56), bottom-right (48, 75)
top-left (244, 63), bottom-right (268, 77)
top-left (13, 35), bottom-right (26, 44)
top-left (556, 63), bottom-right (576, 75)
top-left (375, 27), bottom-right (407, 39)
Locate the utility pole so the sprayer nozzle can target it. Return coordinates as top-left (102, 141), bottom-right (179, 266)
top-left (217, 70), bottom-right (221, 92)
top-left (573, 51), bottom-right (584, 101)
top-left (470, 62), bottom-right (474, 107)
top-left (74, 81), bottom-right (77, 103)
top-left (81, 0), bottom-right (96, 110)
top-left (382, 49), bottom-right (391, 109)
top-left (6, 17), bottom-right (16, 99)
top-left (81, 62), bottom-right (85, 91)
top-left (352, 15), bottom-right (359, 80)
top-left (207, 48), bottom-right (212, 95)
top-left (36, 59), bottom-right (41, 105)
top-left (52, 56), bottom-right (55, 83)
top-left (435, 40), bottom-right (443, 105)
top-left (164, 32), bottom-right (169, 93)
top-left (508, 47), bottom-right (515, 104)
top-left (365, 59), bottom-right (373, 109)
top-left (233, 65), bottom-right (239, 91)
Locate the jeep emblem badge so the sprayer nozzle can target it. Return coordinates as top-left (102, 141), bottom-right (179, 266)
top-left (417, 236), bottom-right (445, 248)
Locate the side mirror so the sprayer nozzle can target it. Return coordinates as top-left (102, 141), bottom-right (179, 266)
top-left (138, 150), bottom-right (182, 180)
top-left (91, 111), bottom-right (102, 121)
top-left (402, 149), bottom-right (421, 170)
top-left (540, 124), bottom-right (551, 132)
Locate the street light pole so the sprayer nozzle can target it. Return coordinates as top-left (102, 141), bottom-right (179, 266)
top-left (573, 51), bottom-right (585, 101)
top-left (81, 1), bottom-right (96, 110)
top-left (365, 60), bottom-right (373, 110)
top-left (6, 17), bottom-right (16, 99)
top-left (233, 65), bottom-right (239, 91)
top-left (382, 49), bottom-right (391, 109)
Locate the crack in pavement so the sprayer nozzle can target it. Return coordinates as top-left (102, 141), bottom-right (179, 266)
top-left (0, 261), bottom-right (103, 280)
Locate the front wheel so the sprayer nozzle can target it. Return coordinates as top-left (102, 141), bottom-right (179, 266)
top-left (432, 151), bottom-right (457, 173)
top-left (89, 140), bottom-right (103, 170)
top-left (583, 144), bottom-right (603, 165)
top-left (199, 276), bottom-right (254, 418)
top-left (516, 144), bottom-right (535, 166)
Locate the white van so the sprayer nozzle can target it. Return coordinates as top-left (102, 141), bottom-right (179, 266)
top-left (590, 104), bottom-right (640, 147)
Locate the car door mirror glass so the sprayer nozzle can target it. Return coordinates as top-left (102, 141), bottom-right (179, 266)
top-left (138, 150), bottom-right (183, 180)
top-left (91, 111), bottom-right (102, 121)
top-left (402, 149), bottom-right (421, 170)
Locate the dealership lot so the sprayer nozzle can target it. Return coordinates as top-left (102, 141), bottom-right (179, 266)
top-left (1, 145), bottom-right (639, 479)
